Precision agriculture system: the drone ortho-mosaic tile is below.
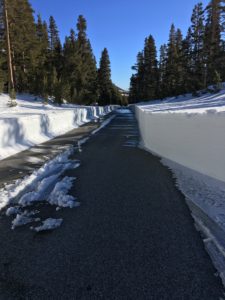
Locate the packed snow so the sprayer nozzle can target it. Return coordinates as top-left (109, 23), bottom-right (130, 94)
top-left (0, 93), bottom-right (116, 160)
top-left (136, 89), bottom-right (225, 183)
top-left (135, 88), bottom-right (225, 284)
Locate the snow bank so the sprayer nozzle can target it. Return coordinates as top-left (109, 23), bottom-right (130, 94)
top-left (135, 90), bottom-right (225, 183)
top-left (135, 90), bottom-right (225, 284)
top-left (0, 94), bottom-right (116, 160)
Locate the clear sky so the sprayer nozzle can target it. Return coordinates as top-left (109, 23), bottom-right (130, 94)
top-left (30, 0), bottom-right (209, 90)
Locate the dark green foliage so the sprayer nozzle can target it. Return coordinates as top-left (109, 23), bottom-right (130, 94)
top-left (7, 0), bottom-right (38, 92)
top-left (0, 4), bottom-right (116, 106)
top-left (74, 15), bottom-right (98, 104)
top-left (128, 52), bottom-right (145, 102)
top-left (204, 0), bottom-right (223, 84)
top-left (190, 3), bottom-right (205, 91)
top-left (97, 47), bottom-right (121, 105)
top-left (158, 44), bottom-right (168, 99)
top-left (129, 0), bottom-right (225, 103)
top-left (142, 35), bottom-right (158, 100)
top-left (98, 48), bottom-right (112, 105)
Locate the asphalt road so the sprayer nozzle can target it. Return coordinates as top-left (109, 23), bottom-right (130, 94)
top-left (0, 109), bottom-right (223, 299)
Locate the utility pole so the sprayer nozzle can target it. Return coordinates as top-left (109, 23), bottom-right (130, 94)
top-left (3, 0), bottom-right (16, 105)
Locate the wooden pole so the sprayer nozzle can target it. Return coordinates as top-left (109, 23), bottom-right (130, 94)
top-left (3, 0), bottom-right (16, 103)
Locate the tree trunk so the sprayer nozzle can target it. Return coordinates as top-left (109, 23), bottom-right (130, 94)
top-left (3, 0), bottom-right (16, 100)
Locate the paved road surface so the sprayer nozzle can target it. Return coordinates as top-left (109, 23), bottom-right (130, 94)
top-left (0, 109), bottom-right (223, 299)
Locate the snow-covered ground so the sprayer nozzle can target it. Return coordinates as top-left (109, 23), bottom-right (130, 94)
top-left (135, 88), bottom-right (225, 284)
top-left (0, 94), bottom-right (116, 160)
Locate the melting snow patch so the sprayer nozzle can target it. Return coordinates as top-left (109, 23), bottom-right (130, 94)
top-left (6, 206), bottom-right (21, 216)
top-left (11, 211), bottom-right (40, 230)
top-left (48, 176), bottom-right (79, 208)
top-left (0, 147), bottom-right (78, 210)
top-left (32, 218), bottom-right (63, 232)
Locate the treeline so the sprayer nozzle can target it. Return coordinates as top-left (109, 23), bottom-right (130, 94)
top-left (129, 0), bottom-right (225, 103)
top-left (0, 0), bottom-right (122, 105)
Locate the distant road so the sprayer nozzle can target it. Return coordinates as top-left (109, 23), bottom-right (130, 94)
top-left (0, 109), bottom-right (223, 299)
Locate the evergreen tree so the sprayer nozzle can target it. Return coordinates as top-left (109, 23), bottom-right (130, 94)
top-left (76, 15), bottom-right (98, 104)
top-left (32, 15), bottom-right (49, 97)
top-left (180, 28), bottom-right (193, 93)
top-left (7, 0), bottom-right (38, 92)
top-left (48, 16), bottom-right (63, 102)
top-left (190, 3), bottom-right (205, 90)
top-left (142, 35), bottom-right (158, 100)
top-left (129, 1), bottom-right (225, 103)
top-left (129, 51), bottom-right (146, 102)
top-left (204, 0), bottom-right (222, 84)
top-left (98, 48), bottom-right (112, 105)
top-left (175, 28), bottom-right (184, 95)
top-left (62, 29), bottom-right (80, 102)
top-left (165, 24), bottom-right (179, 96)
top-left (0, 0), bottom-right (6, 92)
top-left (158, 44), bottom-right (168, 99)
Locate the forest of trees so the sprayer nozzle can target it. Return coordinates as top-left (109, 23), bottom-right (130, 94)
top-left (129, 0), bottom-right (225, 103)
top-left (0, 0), bottom-right (122, 105)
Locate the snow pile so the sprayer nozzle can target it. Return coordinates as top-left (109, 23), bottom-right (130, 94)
top-left (0, 93), bottom-right (116, 160)
top-left (3, 147), bottom-right (79, 230)
top-left (0, 147), bottom-right (79, 210)
top-left (48, 176), bottom-right (80, 208)
top-left (32, 218), bottom-right (63, 232)
top-left (136, 89), bottom-right (225, 183)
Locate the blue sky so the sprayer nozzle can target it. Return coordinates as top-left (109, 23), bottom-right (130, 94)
top-left (30, 0), bottom-right (209, 90)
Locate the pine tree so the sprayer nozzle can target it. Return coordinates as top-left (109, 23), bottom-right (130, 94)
top-left (47, 16), bottom-right (63, 102)
top-left (158, 44), bottom-right (168, 99)
top-left (190, 3), bottom-right (205, 90)
top-left (7, 0), bottom-right (39, 93)
top-left (62, 29), bottom-right (80, 102)
top-left (181, 28), bottom-right (193, 93)
top-left (165, 24), bottom-right (179, 96)
top-left (32, 15), bottom-right (49, 97)
top-left (142, 35), bottom-right (158, 100)
top-left (175, 28), bottom-right (184, 95)
top-left (204, 0), bottom-right (222, 84)
top-left (0, 0), bottom-right (6, 93)
top-left (76, 15), bottom-right (98, 104)
top-left (98, 48), bottom-right (112, 105)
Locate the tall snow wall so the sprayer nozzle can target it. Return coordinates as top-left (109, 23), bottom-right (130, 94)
top-left (0, 105), bottom-right (115, 160)
top-left (135, 106), bottom-right (225, 183)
